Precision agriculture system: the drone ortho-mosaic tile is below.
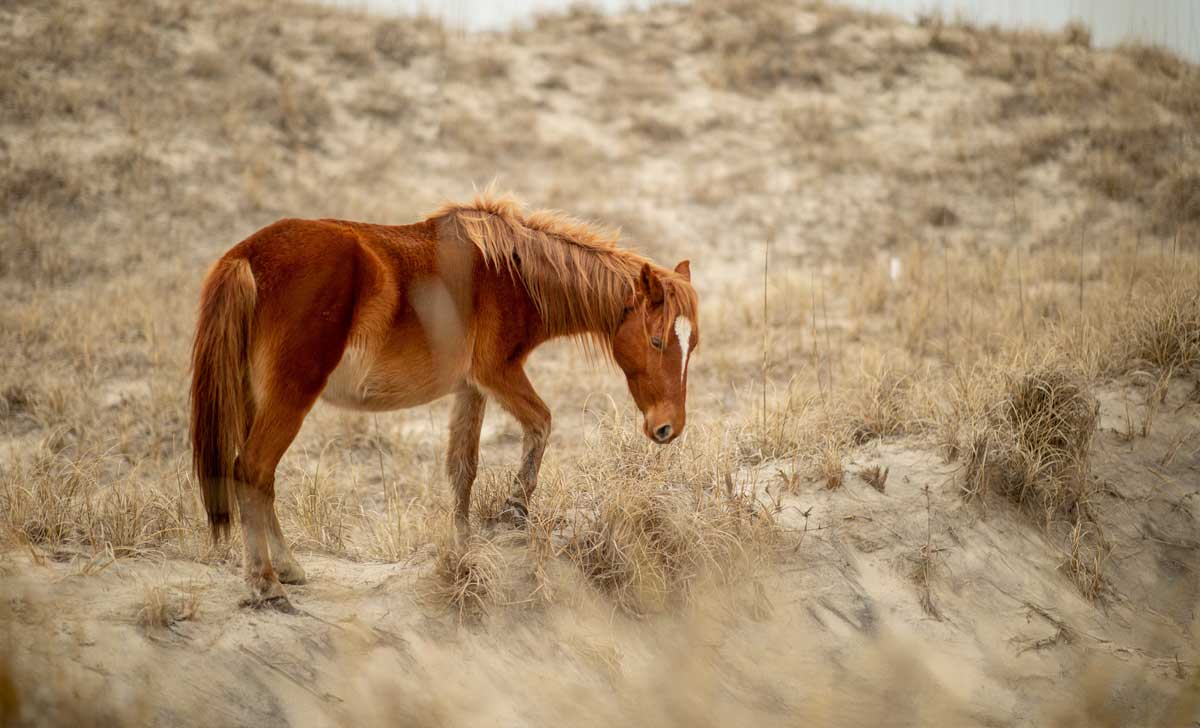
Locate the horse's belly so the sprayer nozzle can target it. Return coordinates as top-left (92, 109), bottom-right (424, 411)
top-left (320, 344), bottom-right (465, 411)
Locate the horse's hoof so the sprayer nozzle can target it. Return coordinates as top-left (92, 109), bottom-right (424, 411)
top-left (263, 595), bottom-right (298, 614)
top-left (500, 498), bottom-right (529, 527)
top-left (276, 563), bottom-right (308, 585)
top-left (240, 595), bottom-right (297, 614)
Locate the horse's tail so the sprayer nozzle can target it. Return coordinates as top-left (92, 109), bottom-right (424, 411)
top-left (190, 256), bottom-right (257, 543)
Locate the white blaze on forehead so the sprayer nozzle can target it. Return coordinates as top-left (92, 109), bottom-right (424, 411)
top-left (673, 315), bottom-right (692, 384)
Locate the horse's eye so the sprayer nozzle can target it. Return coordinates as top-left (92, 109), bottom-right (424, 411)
top-left (651, 336), bottom-right (664, 350)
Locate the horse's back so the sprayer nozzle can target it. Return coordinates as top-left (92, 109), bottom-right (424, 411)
top-left (230, 217), bottom-right (482, 411)
top-left (233, 217), bottom-right (435, 277)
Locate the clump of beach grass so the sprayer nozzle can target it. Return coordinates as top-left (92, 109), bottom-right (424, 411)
top-left (962, 363), bottom-right (1108, 598)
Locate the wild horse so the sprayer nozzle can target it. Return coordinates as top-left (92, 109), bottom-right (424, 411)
top-left (190, 193), bottom-right (699, 608)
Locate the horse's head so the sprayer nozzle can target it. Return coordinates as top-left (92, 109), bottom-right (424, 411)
top-left (613, 260), bottom-right (698, 445)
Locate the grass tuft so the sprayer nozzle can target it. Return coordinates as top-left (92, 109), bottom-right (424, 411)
top-left (964, 365), bottom-right (1097, 524)
top-left (562, 482), bottom-right (774, 615)
top-left (859, 465), bottom-right (889, 493)
top-left (136, 582), bottom-right (198, 629)
top-left (963, 364), bottom-right (1110, 598)
top-left (422, 533), bottom-right (502, 621)
top-left (1114, 282), bottom-right (1200, 373)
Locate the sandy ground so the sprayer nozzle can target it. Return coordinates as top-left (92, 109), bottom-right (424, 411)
top-left (3, 377), bottom-right (1197, 726)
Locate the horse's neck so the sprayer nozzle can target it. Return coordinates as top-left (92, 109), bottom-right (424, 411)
top-left (527, 252), bottom-right (635, 345)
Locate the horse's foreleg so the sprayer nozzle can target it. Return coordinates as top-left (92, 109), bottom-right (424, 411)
top-left (479, 367), bottom-right (551, 522)
top-left (447, 386), bottom-right (487, 540)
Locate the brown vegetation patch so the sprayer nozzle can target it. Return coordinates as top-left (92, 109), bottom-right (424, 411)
top-left (563, 484), bottom-right (773, 614)
top-left (1114, 283), bottom-right (1200, 373)
top-left (373, 16), bottom-right (446, 66)
top-left (136, 582), bottom-right (199, 630)
top-left (697, 0), bottom-right (863, 92)
top-left (963, 365), bottom-right (1108, 598)
top-left (859, 465), bottom-right (889, 493)
top-left (925, 204), bottom-right (959, 228)
top-left (422, 534), bottom-right (503, 621)
top-left (1152, 171), bottom-right (1200, 233)
top-left (965, 366), bottom-right (1097, 522)
top-left (0, 446), bottom-right (199, 556)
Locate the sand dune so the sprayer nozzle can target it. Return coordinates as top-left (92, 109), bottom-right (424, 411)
top-left (1, 0), bottom-right (1198, 725)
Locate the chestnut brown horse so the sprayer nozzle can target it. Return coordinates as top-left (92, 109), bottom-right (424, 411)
top-left (190, 193), bottom-right (699, 608)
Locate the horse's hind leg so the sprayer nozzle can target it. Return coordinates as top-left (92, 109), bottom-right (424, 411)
top-left (267, 507), bottom-right (306, 584)
top-left (235, 398), bottom-right (312, 609)
top-left (234, 398), bottom-right (304, 586)
top-left (232, 458), bottom-right (305, 587)
top-left (447, 386), bottom-right (486, 541)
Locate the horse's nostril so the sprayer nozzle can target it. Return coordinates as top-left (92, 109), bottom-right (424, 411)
top-left (654, 424), bottom-right (673, 442)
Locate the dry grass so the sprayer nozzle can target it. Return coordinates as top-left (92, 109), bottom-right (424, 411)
top-left (847, 365), bottom-right (919, 444)
top-left (409, 418), bottom-right (783, 618)
top-left (559, 478), bottom-right (775, 614)
top-left (0, 445), bottom-right (200, 558)
top-left (964, 365), bottom-right (1098, 523)
top-left (815, 438), bottom-right (846, 491)
top-left (422, 533), bottom-right (504, 620)
top-left (698, 0), bottom-right (902, 93)
top-left (136, 581), bottom-right (199, 629)
top-left (372, 14), bottom-right (446, 65)
top-left (361, 474), bottom-right (443, 563)
top-left (961, 364), bottom-right (1109, 598)
top-left (909, 485), bottom-right (944, 619)
top-left (859, 465), bottom-right (888, 493)
top-left (283, 453), bottom-right (354, 555)
top-left (1113, 282), bottom-right (1200, 373)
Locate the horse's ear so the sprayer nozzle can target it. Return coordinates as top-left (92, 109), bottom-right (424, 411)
top-left (622, 291), bottom-right (637, 316)
top-left (639, 263), bottom-right (664, 306)
top-left (674, 260), bottom-right (691, 281)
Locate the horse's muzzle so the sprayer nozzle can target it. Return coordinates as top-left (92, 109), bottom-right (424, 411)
top-left (644, 417), bottom-right (681, 445)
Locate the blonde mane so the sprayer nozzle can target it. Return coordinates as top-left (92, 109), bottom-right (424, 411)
top-left (430, 192), bottom-right (698, 352)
